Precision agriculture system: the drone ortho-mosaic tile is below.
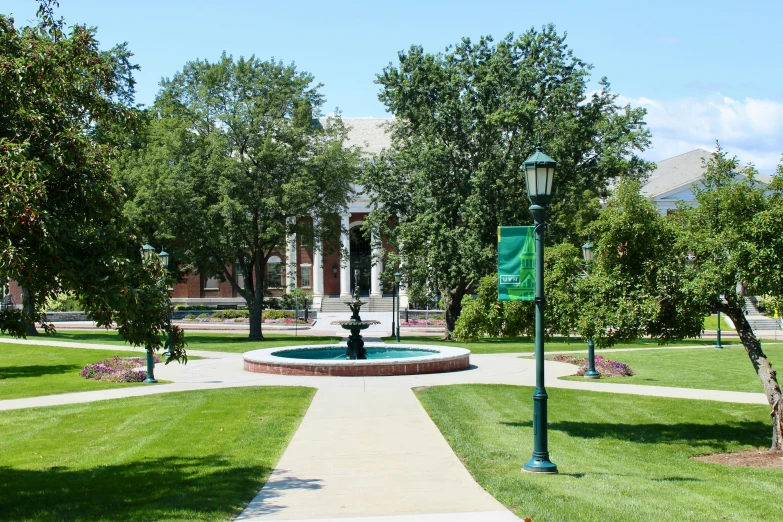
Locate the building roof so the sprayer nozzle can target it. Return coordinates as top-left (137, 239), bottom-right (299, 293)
top-left (641, 149), bottom-right (713, 198)
top-left (642, 148), bottom-right (772, 199)
top-left (318, 117), bottom-right (393, 156)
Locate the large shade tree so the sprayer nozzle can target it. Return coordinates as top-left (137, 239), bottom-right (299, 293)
top-left (117, 55), bottom-right (361, 340)
top-left (0, 2), bottom-right (185, 360)
top-left (363, 26), bottom-right (652, 338)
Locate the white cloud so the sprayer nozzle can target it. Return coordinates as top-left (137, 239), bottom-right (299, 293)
top-left (618, 93), bottom-right (783, 172)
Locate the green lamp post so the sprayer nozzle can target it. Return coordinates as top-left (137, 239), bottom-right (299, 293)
top-left (158, 249), bottom-right (173, 357)
top-left (394, 271), bottom-right (401, 342)
top-left (139, 240), bottom-right (170, 383)
top-left (581, 239), bottom-right (600, 379)
top-left (715, 293), bottom-right (725, 349)
top-left (522, 138), bottom-right (558, 474)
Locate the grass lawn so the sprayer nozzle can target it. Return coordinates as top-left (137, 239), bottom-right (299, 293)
top-left (0, 386), bottom-right (314, 521)
top-left (387, 335), bottom-right (737, 354)
top-left (417, 384), bottom-right (782, 522)
top-left (7, 330), bottom-right (339, 353)
top-left (0, 343), bottom-right (170, 400)
top-left (559, 344), bottom-right (783, 393)
top-left (703, 314), bottom-right (733, 330)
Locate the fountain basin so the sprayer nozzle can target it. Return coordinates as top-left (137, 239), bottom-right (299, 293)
top-left (243, 342), bottom-right (470, 376)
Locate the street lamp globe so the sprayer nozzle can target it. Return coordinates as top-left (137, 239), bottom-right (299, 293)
top-left (394, 271), bottom-right (401, 284)
top-left (158, 249), bottom-right (170, 269)
top-left (140, 241), bottom-right (156, 262)
top-left (581, 240), bottom-right (594, 264)
top-left (523, 138), bottom-right (557, 206)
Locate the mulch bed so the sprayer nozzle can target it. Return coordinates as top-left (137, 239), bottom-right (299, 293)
top-left (692, 450), bottom-right (783, 468)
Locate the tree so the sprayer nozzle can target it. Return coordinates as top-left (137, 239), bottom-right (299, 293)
top-left (0, 2), bottom-right (185, 362)
top-left (573, 179), bottom-right (704, 348)
top-left (674, 146), bottom-right (783, 449)
top-left (363, 26), bottom-right (652, 338)
top-left (117, 55), bottom-right (361, 340)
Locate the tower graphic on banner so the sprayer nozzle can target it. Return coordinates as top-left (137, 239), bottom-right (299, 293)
top-left (497, 226), bottom-right (535, 301)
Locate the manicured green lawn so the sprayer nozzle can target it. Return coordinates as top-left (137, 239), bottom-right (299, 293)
top-left (388, 335), bottom-right (737, 354)
top-left (0, 343), bottom-right (163, 400)
top-left (0, 386), bottom-right (314, 521)
top-left (417, 384), bottom-right (782, 522)
top-left (9, 330), bottom-right (339, 353)
top-left (703, 314), bottom-right (733, 330)
top-left (559, 344), bottom-right (783, 393)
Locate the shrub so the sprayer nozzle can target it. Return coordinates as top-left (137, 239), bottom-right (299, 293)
top-left (174, 304), bottom-right (214, 311)
top-left (184, 314), bottom-right (196, 321)
top-left (196, 313), bottom-right (209, 319)
top-left (280, 288), bottom-right (312, 310)
top-left (81, 356), bottom-right (160, 383)
top-left (212, 309), bottom-right (249, 319)
top-left (262, 310), bottom-right (295, 320)
top-left (548, 354), bottom-right (635, 377)
top-left (45, 292), bottom-right (82, 312)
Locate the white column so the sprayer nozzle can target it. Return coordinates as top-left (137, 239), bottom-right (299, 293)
top-left (339, 213), bottom-right (351, 297)
top-left (370, 228), bottom-right (382, 297)
top-left (312, 217), bottom-right (324, 303)
top-left (287, 217), bottom-right (297, 292)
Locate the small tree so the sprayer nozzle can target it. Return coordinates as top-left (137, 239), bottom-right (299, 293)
top-left (364, 26), bottom-right (652, 339)
top-left (675, 146), bottom-right (783, 449)
top-left (118, 55), bottom-right (361, 340)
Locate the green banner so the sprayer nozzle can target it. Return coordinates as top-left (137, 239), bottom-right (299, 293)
top-left (498, 226), bottom-right (535, 301)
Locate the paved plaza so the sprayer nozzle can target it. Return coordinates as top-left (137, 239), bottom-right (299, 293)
top-left (0, 336), bottom-right (768, 521)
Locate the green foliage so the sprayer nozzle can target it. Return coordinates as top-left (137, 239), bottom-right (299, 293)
top-left (45, 292), bottom-right (82, 312)
top-left (0, 4), bottom-right (184, 362)
top-left (364, 26), bottom-right (652, 337)
top-left (174, 304), bottom-right (215, 311)
top-left (211, 309), bottom-right (249, 319)
top-left (116, 54), bottom-right (361, 339)
top-left (280, 288), bottom-right (312, 310)
top-left (453, 275), bottom-right (533, 341)
top-left (263, 310), bottom-right (295, 320)
top-left (575, 179), bottom-right (703, 347)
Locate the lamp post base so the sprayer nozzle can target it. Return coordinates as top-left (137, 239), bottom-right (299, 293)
top-left (583, 370), bottom-right (600, 379)
top-left (143, 377), bottom-right (158, 384)
top-left (522, 457), bottom-right (558, 474)
top-left (714, 343), bottom-right (724, 349)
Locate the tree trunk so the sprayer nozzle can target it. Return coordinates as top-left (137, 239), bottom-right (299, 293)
top-left (725, 305), bottom-right (783, 450)
top-left (21, 287), bottom-right (39, 337)
top-left (248, 297), bottom-right (264, 341)
top-left (443, 285), bottom-right (466, 341)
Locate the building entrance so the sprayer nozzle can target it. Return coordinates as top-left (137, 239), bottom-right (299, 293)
top-left (349, 226), bottom-right (371, 296)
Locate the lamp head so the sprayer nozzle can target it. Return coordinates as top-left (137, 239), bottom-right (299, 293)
top-left (158, 249), bottom-right (170, 269)
top-left (140, 240), bottom-right (155, 262)
top-left (581, 240), bottom-right (594, 264)
top-left (394, 271), bottom-right (401, 283)
top-left (523, 137), bottom-right (556, 206)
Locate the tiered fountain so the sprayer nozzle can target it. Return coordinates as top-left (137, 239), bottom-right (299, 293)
top-left (242, 281), bottom-right (470, 376)
top-left (329, 289), bottom-right (380, 359)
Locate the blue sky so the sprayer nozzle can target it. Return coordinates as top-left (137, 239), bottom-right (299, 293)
top-left (6, 0), bottom-right (783, 171)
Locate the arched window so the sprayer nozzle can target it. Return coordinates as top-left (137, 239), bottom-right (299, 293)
top-left (267, 256), bottom-right (283, 288)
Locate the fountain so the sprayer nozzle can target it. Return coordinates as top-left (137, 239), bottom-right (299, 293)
top-left (242, 278), bottom-right (471, 376)
top-left (329, 288), bottom-right (380, 359)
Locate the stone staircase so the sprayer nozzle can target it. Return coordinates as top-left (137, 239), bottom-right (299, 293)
top-left (320, 296), bottom-right (395, 313)
top-left (743, 297), bottom-right (780, 331)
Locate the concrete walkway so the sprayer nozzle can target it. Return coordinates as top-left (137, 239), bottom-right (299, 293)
top-left (0, 336), bottom-right (771, 521)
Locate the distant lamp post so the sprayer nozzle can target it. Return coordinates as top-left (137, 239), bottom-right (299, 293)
top-left (522, 137), bottom-right (558, 474)
top-left (332, 264), bottom-right (338, 278)
top-left (354, 268), bottom-right (361, 294)
top-left (139, 240), bottom-right (164, 384)
top-left (716, 293), bottom-right (725, 349)
top-left (581, 239), bottom-right (599, 379)
top-left (394, 271), bottom-right (402, 342)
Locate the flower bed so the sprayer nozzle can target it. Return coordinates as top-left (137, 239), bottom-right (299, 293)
top-left (81, 356), bottom-right (160, 383)
top-left (401, 319), bottom-right (445, 326)
top-left (548, 354), bottom-right (635, 377)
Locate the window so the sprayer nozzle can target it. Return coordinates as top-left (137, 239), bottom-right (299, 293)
top-left (301, 264), bottom-right (312, 288)
top-left (203, 276), bottom-right (220, 290)
top-left (267, 256), bottom-right (283, 288)
top-left (234, 264), bottom-right (245, 290)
